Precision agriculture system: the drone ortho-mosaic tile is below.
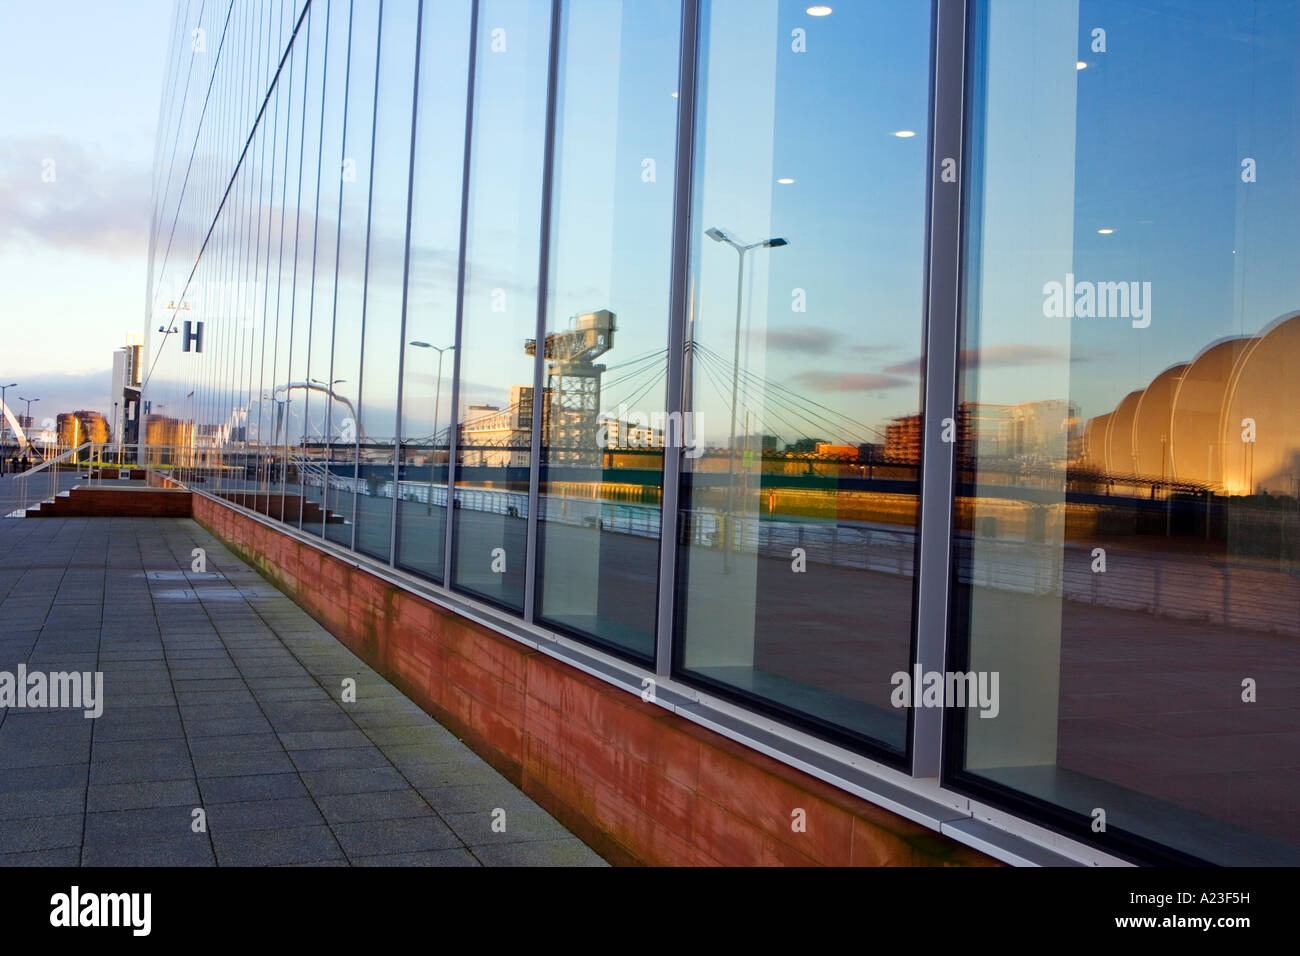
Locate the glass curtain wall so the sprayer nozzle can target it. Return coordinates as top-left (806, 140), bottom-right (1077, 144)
top-left (533, 0), bottom-right (681, 661)
top-left (671, 0), bottom-right (931, 754)
top-left (141, 0), bottom-right (1300, 866)
top-left (449, 0), bottom-right (553, 611)
top-left (323, 0), bottom-right (380, 547)
top-left (393, 0), bottom-right (473, 583)
top-left (954, 0), bottom-right (1300, 865)
top-left (303, 0), bottom-right (350, 538)
top-left (353, 0), bottom-right (421, 561)
top-left (282, 1), bottom-right (326, 523)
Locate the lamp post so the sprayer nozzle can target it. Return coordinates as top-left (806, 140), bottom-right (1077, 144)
top-left (0, 382), bottom-right (16, 475)
top-left (704, 228), bottom-right (788, 570)
top-left (18, 396), bottom-right (38, 458)
top-left (310, 378), bottom-right (346, 510)
top-left (409, 341), bottom-right (455, 514)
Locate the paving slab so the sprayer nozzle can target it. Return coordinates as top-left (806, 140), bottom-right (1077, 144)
top-left (0, 516), bottom-right (605, 867)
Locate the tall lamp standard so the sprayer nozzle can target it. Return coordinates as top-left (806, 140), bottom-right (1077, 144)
top-left (703, 228), bottom-right (788, 571)
top-left (309, 377), bottom-right (347, 504)
top-left (409, 341), bottom-right (455, 515)
top-left (0, 382), bottom-right (17, 475)
top-left (18, 396), bottom-right (38, 459)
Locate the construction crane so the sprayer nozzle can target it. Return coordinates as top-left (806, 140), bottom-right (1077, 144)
top-left (525, 309), bottom-right (616, 464)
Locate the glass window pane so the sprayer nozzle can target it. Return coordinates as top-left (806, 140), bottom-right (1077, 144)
top-left (394, 0), bottom-right (473, 583)
top-left (284, 1), bottom-right (326, 527)
top-left (450, 0), bottom-right (553, 610)
top-left (533, 0), bottom-right (681, 660)
top-left (353, 0), bottom-right (421, 562)
top-left (302, 0), bottom-right (350, 538)
top-left (323, 0), bottom-right (381, 549)
top-left (672, 0), bottom-right (931, 754)
top-left (957, 0), bottom-right (1300, 865)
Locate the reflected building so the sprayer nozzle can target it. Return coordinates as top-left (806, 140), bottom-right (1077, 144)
top-left (1081, 313), bottom-right (1300, 494)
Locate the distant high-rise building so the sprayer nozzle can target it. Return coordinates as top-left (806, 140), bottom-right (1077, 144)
top-left (111, 335), bottom-right (144, 444)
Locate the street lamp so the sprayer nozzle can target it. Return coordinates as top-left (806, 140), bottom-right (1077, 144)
top-left (409, 341), bottom-right (455, 514)
top-left (18, 396), bottom-right (38, 457)
top-left (0, 382), bottom-right (16, 475)
top-left (309, 378), bottom-right (346, 440)
top-left (704, 228), bottom-right (788, 570)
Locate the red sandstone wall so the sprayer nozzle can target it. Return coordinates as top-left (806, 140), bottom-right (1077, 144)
top-left (192, 493), bottom-right (997, 867)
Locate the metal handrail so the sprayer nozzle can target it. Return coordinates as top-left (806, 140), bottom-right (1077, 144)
top-left (2, 442), bottom-right (93, 517)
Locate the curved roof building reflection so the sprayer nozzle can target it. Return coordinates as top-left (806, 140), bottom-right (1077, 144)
top-left (1082, 312), bottom-right (1300, 495)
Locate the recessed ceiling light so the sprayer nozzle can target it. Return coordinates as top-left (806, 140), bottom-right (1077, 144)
top-left (1097, 228), bottom-right (1114, 234)
top-left (670, 91), bottom-right (678, 98)
top-left (777, 178), bottom-right (795, 184)
top-left (1076, 61), bottom-right (1087, 70)
top-left (807, 5), bottom-right (833, 16)
top-left (893, 130), bottom-right (916, 138)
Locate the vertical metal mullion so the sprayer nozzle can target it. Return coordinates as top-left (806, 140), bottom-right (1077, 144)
top-left (324, 0), bottom-right (356, 540)
top-left (348, 0), bottom-right (385, 552)
top-left (301, 0), bottom-right (333, 532)
top-left (442, 0), bottom-right (481, 586)
top-left (912, 0), bottom-right (968, 779)
top-left (523, 0), bottom-right (564, 624)
top-left (282, 7), bottom-right (314, 516)
top-left (390, 0), bottom-right (426, 565)
top-left (653, 0), bottom-right (700, 679)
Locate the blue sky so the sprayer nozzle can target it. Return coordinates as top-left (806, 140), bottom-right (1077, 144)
top-left (0, 0), bottom-right (171, 422)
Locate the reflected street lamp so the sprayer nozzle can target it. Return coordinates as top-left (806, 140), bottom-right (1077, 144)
top-left (704, 228), bottom-right (788, 570)
top-left (409, 341), bottom-right (456, 514)
top-left (0, 382), bottom-right (17, 474)
top-left (18, 396), bottom-right (38, 456)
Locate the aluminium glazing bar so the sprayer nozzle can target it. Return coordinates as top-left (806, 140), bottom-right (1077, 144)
top-left (523, 0), bottom-right (565, 624)
top-left (654, 0), bottom-right (701, 678)
top-left (911, 0), bottom-right (968, 779)
top-left (442, 0), bottom-right (482, 584)
top-left (348, 0), bottom-right (386, 551)
top-left (389, 0), bottom-right (427, 564)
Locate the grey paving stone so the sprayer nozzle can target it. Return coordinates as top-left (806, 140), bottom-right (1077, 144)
top-left (183, 716), bottom-right (274, 737)
top-left (82, 835), bottom-right (215, 867)
top-left (352, 848), bottom-right (480, 867)
top-left (192, 750), bottom-right (297, 778)
top-left (0, 847), bottom-right (82, 867)
top-left (365, 725), bottom-right (460, 747)
top-left (0, 764), bottom-right (88, 795)
top-left (0, 742), bottom-right (93, 770)
top-left (203, 797), bottom-right (325, 832)
top-left (93, 716), bottom-right (187, 742)
top-left (85, 806), bottom-right (196, 843)
top-left (288, 747), bottom-right (392, 772)
top-left (212, 825), bottom-right (344, 866)
top-left (92, 737), bottom-right (192, 763)
top-left (473, 837), bottom-right (608, 867)
top-left (331, 817), bottom-right (461, 858)
top-left (400, 760), bottom-right (508, 789)
top-left (89, 756), bottom-right (195, 786)
top-left (277, 729), bottom-right (373, 750)
top-left (419, 783), bottom-right (544, 816)
top-left (0, 814), bottom-right (83, 853)
top-left (187, 733), bottom-right (284, 756)
top-left (0, 786), bottom-right (85, 821)
top-left (315, 790), bottom-right (435, 825)
top-left (198, 772), bottom-right (309, 804)
top-left (87, 780), bottom-right (201, 813)
top-left (300, 767), bottom-right (410, 797)
top-left (442, 807), bottom-right (573, 847)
